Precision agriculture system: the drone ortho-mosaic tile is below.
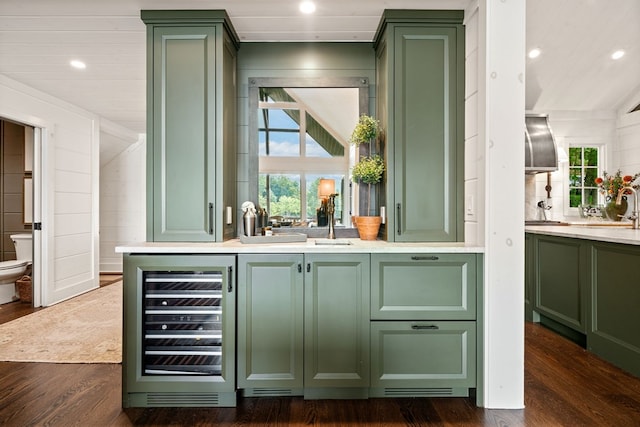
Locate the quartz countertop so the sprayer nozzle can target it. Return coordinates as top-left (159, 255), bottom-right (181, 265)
top-left (525, 223), bottom-right (640, 245)
top-left (116, 238), bottom-right (484, 254)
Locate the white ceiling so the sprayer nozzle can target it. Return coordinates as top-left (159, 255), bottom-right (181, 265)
top-left (1, 0), bottom-right (639, 144)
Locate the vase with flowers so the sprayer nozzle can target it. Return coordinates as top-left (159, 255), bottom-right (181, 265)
top-left (595, 169), bottom-right (640, 221)
top-left (350, 115), bottom-right (385, 240)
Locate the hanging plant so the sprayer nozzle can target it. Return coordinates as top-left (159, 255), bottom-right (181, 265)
top-left (349, 115), bottom-right (380, 146)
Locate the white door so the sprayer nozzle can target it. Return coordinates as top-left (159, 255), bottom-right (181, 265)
top-left (40, 121), bottom-right (100, 305)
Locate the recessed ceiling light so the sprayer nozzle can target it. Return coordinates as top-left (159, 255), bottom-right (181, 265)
top-left (70, 59), bottom-right (86, 70)
top-left (299, 1), bottom-right (316, 14)
top-left (528, 48), bottom-right (541, 59)
top-left (611, 50), bottom-right (625, 60)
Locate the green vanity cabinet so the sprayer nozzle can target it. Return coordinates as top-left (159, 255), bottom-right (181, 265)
top-left (532, 235), bottom-right (589, 334)
top-left (588, 241), bottom-right (640, 378)
top-left (374, 10), bottom-right (465, 242)
top-left (142, 11), bottom-right (239, 242)
top-left (237, 253), bottom-right (370, 398)
top-left (369, 253), bottom-right (480, 397)
top-left (237, 254), bottom-right (304, 394)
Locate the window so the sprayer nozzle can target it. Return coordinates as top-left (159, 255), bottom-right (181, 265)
top-left (257, 87), bottom-right (353, 224)
top-left (568, 147), bottom-right (600, 208)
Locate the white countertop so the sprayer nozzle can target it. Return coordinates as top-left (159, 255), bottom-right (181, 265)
top-left (116, 238), bottom-right (485, 254)
top-left (525, 223), bottom-right (640, 245)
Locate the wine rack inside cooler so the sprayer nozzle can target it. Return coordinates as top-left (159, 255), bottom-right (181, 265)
top-left (143, 271), bottom-right (225, 376)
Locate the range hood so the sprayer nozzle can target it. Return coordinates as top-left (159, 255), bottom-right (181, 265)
top-left (525, 114), bottom-right (558, 174)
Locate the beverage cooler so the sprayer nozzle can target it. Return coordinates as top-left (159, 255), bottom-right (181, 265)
top-left (122, 254), bottom-right (236, 407)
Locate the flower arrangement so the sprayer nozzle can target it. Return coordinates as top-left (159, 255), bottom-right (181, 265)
top-left (349, 115), bottom-right (385, 216)
top-left (594, 169), bottom-right (640, 198)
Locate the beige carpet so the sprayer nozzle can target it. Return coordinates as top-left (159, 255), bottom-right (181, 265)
top-left (0, 282), bottom-right (122, 363)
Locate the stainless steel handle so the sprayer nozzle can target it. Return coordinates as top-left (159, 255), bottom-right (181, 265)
top-left (397, 203), bottom-right (401, 235)
top-left (411, 256), bottom-right (439, 261)
top-left (411, 325), bottom-right (439, 330)
top-left (209, 203), bottom-right (214, 235)
top-left (227, 266), bottom-right (233, 293)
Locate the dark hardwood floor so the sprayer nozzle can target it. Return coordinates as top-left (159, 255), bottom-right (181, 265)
top-left (1, 281), bottom-right (639, 426)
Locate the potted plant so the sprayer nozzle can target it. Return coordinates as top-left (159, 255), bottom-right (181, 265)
top-left (350, 115), bottom-right (385, 240)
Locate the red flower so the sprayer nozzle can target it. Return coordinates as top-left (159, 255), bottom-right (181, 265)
top-left (594, 177), bottom-right (603, 185)
top-left (623, 175), bottom-right (633, 183)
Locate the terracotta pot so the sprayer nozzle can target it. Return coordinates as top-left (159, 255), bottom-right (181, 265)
top-left (354, 216), bottom-right (381, 240)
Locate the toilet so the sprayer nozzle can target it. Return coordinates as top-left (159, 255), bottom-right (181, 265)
top-left (0, 233), bottom-right (33, 304)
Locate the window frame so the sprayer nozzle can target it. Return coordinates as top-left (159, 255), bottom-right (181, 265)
top-left (566, 144), bottom-right (604, 215)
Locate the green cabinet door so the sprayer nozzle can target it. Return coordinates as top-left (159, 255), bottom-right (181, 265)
top-left (533, 235), bottom-right (588, 333)
top-left (237, 254), bottom-right (304, 393)
top-left (525, 233), bottom-right (534, 321)
top-left (142, 11), bottom-right (238, 242)
top-left (375, 11), bottom-right (464, 242)
top-left (304, 253), bottom-right (370, 392)
top-left (370, 320), bottom-right (476, 396)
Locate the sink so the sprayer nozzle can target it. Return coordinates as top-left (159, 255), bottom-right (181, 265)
top-left (314, 239), bottom-right (352, 245)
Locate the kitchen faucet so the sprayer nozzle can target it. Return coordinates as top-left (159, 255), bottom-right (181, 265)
top-left (616, 186), bottom-right (639, 229)
top-left (326, 193), bottom-right (338, 239)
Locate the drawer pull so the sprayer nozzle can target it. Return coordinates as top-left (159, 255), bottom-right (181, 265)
top-left (411, 325), bottom-right (439, 330)
top-left (411, 256), bottom-right (439, 261)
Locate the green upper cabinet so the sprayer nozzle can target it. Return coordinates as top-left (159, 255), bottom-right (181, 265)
top-left (375, 10), bottom-right (464, 242)
top-left (142, 11), bottom-right (239, 242)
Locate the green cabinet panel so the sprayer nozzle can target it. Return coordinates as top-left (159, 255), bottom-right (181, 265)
top-left (143, 11), bottom-right (238, 242)
top-left (370, 321), bottom-right (476, 395)
top-left (375, 11), bottom-right (464, 242)
top-left (588, 242), bottom-right (640, 377)
top-left (371, 253), bottom-right (477, 320)
top-left (524, 233), bottom-right (534, 321)
top-left (122, 254), bottom-right (236, 407)
top-left (304, 253), bottom-right (370, 389)
top-left (533, 235), bottom-right (588, 333)
top-left (237, 254), bottom-right (304, 391)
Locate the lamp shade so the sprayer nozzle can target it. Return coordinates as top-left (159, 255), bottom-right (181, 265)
top-left (318, 179), bottom-right (335, 198)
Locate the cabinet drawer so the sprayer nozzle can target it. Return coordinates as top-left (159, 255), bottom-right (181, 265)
top-left (371, 254), bottom-right (477, 320)
top-left (370, 321), bottom-right (476, 393)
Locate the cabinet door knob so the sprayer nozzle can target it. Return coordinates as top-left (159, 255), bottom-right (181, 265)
top-left (306, 263), bottom-right (311, 273)
top-left (297, 263), bottom-right (302, 273)
top-left (411, 324), bottom-right (439, 330)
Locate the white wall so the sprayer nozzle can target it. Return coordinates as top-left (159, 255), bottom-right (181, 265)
top-left (614, 109), bottom-right (640, 174)
top-left (99, 127), bottom-right (145, 273)
top-left (464, 7), bottom-right (482, 245)
top-left (0, 74), bottom-right (99, 305)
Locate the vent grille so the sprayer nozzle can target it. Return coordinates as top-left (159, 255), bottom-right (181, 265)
top-left (146, 392), bottom-right (219, 407)
top-left (383, 387), bottom-right (453, 397)
top-left (245, 388), bottom-right (295, 397)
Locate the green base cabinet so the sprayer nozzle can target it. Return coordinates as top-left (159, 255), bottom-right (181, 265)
top-left (142, 11), bottom-right (239, 242)
top-left (370, 253), bottom-right (480, 397)
top-left (237, 253), bottom-right (370, 398)
top-left (533, 235), bottom-right (589, 333)
top-left (237, 254), bottom-right (304, 395)
top-left (375, 11), bottom-right (465, 242)
top-left (526, 232), bottom-right (640, 378)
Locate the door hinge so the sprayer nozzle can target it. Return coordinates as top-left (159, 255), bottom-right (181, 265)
top-left (33, 222), bottom-right (42, 230)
